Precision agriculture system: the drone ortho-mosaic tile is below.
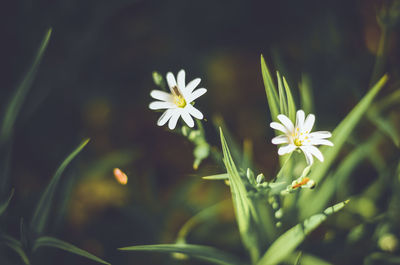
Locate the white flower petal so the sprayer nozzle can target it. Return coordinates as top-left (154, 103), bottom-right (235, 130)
top-left (278, 144), bottom-right (296, 155)
top-left (303, 114), bottom-right (315, 133)
top-left (302, 145), bottom-right (324, 162)
top-left (168, 109), bottom-right (182, 130)
top-left (149, 101), bottom-right (175, 110)
top-left (187, 88), bottom-right (207, 103)
top-left (296, 110), bottom-right (305, 129)
top-left (187, 104), bottom-right (203, 119)
top-left (184, 78), bottom-right (201, 94)
top-left (271, 135), bottom-right (289, 145)
top-left (300, 146), bottom-right (314, 165)
top-left (270, 122), bottom-right (289, 134)
top-left (166, 72), bottom-right (177, 89)
top-left (157, 109), bottom-right (174, 126)
top-left (181, 109), bottom-right (194, 127)
top-left (150, 90), bottom-right (173, 102)
top-left (277, 114), bottom-right (294, 132)
top-left (309, 139), bottom-right (334, 146)
top-left (177, 70), bottom-right (186, 91)
top-left (309, 131), bottom-right (332, 139)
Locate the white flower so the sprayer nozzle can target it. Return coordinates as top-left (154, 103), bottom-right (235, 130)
top-left (270, 110), bottom-right (333, 165)
top-left (149, 69), bottom-right (207, 130)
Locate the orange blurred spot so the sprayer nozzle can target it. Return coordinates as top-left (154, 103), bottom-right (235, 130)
top-left (113, 168), bottom-right (128, 185)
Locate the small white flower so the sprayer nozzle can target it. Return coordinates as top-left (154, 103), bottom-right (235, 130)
top-left (149, 69), bottom-right (207, 130)
top-left (270, 110), bottom-right (333, 165)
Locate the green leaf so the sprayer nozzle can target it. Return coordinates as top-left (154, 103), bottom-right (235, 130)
top-left (364, 252), bottom-right (400, 265)
top-left (261, 55), bottom-right (279, 122)
top-left (257, 200), bottom-right (348, 265)
top-left (299, 74), bottom-right (314, 114)
top-left (285, 252), bottom-right (333, 265)
top-left (277, 72), bottom-right (288, 115)
top-left (202, 173), bottom-right (229, 180)
top-left (298, 75), bottom-right (388, 218)
top-left (0, 28), bottom-right (52, 144)
top-left (30, 138), bottom-right (90, 236)
top-left (0, 188), bottom-right (14, 216)
top-left (0, 234), bottom-right (30, 265)
top-left (220, 128), bottom-right (275, 263)
top-left (33, 236), bottom-right (110, 265)
top-left (368, 113), bottom-right (399, 147)
top-left (177, 201), bottom-right (227, 242)
top-left (119, 243), bottom-right (244, 265)
top-left (283, 76), bottom-right (296, 122)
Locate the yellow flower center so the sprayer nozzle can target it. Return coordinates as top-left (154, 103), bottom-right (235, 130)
top-left (294, 138), bottom-right (303, 146)
top-left (171, 86), bottom-right (187, 108)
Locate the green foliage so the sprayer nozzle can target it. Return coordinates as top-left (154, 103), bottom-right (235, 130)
top-left (33, 236), bottom-right (110, 265)
top-left (298, 75), bottom-right (388, 218)
top-left (30, 138), bottom-right (90, 236)
top-left (176, 201), bottom-right (227, 243)
top-left (0, 189), bottom-right (14, 216)
top-left (299, 74), bottom-right (314, 114)
top-left (261, 55), bottom-right (279, 122)
top-left (257, 201), bottom-right (348, 265)
top-left (119, 244), bottom-right (244, 265)
top-left (220, 128), bottom-right (275, 263)
top-left (0, 234), bottom-right (30, 265)
top-left (0, 28), bottom-right (52, 145)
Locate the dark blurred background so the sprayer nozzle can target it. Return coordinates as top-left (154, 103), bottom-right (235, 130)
top-left (0, 0), bottom-right (399, 264)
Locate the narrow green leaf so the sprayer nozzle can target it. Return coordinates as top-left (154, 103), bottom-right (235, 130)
top-left (119, 243), bottom-right (244, 265)
top-left (213, 116), bottom-right (245, 168)
top-left (285, 252), bottom-right (333, 265)
top-left (0, 28), bottom-right (52, 144)
top-left (364, 252), bottom-right (400, 265)
top-left (33, 236), bottom-right (110, 265)
top-left (261, 55), bottom-right (279, 122)
top-left (299, 74), bottom-right (314, 114)
top-left (298, 75), bottom-right (388, 218)
top-left (0, 234), bottom-right (30, 265)
top-left (368, 113), bottom-right (399, 147)
top-left (30, 138), bottom-right (90, 235)
top-left (220, 128), bottom-right (275, 263)
top-left (277, 72), bottom-right (288, 115)
top-left (0, 188), bottom-right (14, 216)
top-left (257, 200), bottom-right (348, 265)
top-left (283, 76), bottom-right (296, 122)
top-left (202, 173), bottom-right (229, 180)
top-left (177, 201), bottom-right (228, 242)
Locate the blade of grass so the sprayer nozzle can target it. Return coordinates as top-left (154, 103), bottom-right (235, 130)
top-left (202, 173), bottom-right (229, 180)
top-left (0, 234), bottom-right (30, 265)
top-left (176, 200), bottom-right (229, 243)
top-left (33, 236), bottom-right (110, 265)
top-left (283, 76), bottom-right (296, 122)
top-left (119, 243), bottom-right (244, 265)
top-left (30, 138), bottom-right (90, 236)
top-left (0, 188), bottom-right (14, 216)
top-left (257, 200), bottom-right (348, 265)
top-left (0, 28), bottom-right (52, 144)
top-left (220, 128), bottom-right (275, 263)
top-left (261, 55), bottom-right (279, 122)
top-left (299, 74), bottom-right (314, 114)
top-left (277, 72), bottom-right (288, 115)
